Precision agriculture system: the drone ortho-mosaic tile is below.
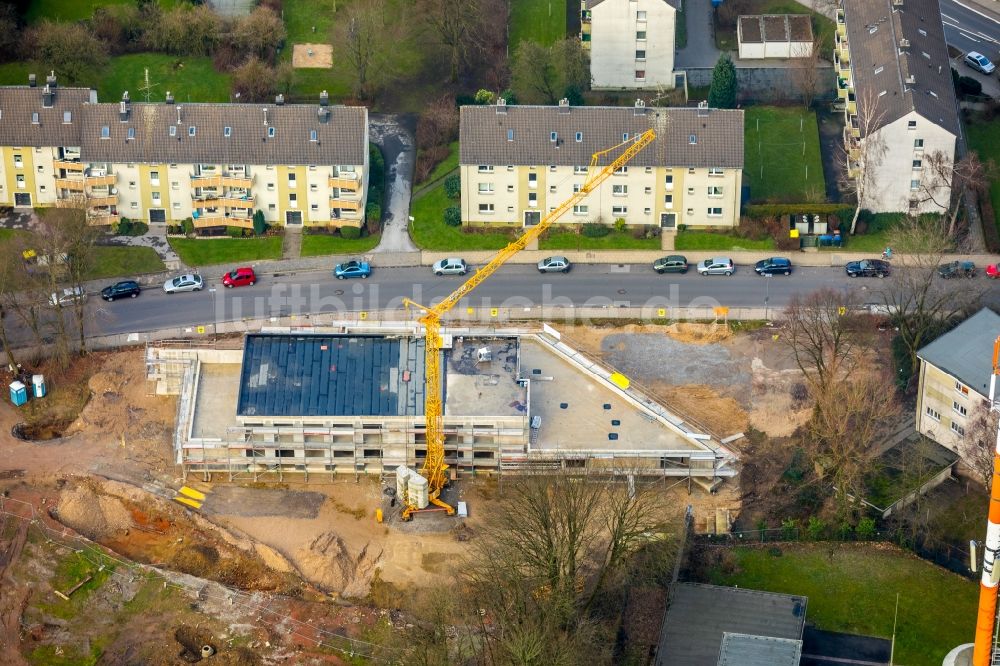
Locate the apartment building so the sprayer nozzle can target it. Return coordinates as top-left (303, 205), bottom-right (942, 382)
top-left (581, 0), bottom-right (680, 89)
top-left (915, 308), bottom-right (1000, 465)
top-left (459, 101), bottom-right (744, 230)
top-left (0, 76), bottom-right (368, 229)
top-left (835, 0), bottom-right (959, 214)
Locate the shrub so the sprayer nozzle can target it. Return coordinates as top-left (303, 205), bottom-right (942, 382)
top-left (226, 226), bottom-right (245, 238)
top-left (182, 217), bottom-right (195, 235)
top-left (444, 174), bottom-right (461, 199)
top-left (980, 194), bottom-right (1000, 253)
top-left (365, 202), bottom-right (381, 225)
top-left (24, 21), bottom-right (108, 83)
top-left (745, 203), bottom-right (853, 219)
top-left (836, 522), bottom-right (854, 541)
top-left (613, 217), bottom-right (626, 233)
top-left (806, 516), bottom-right (826, 541)
top-left (252, 210), bottom-right (267, 236)
top-left (474, 89), bottom-right (495, 105)
top-left (856, 517), bottom-right (877, 540)
top-left (677, 223), bottom-right (687, 232)
top-left (780, 518), bottom-right (800, 540)
top-left (117, 218), bottom-right (132, 235)
top-left (414, 144), bottom-right (450, 184)
top-left (581, 222), bottom-right (610, 238)
top-left (499, 89), bottom-right (518, 105)
top-left (957, 75), bottom-right (983, 98)
top-left (340, 226), bottom-right (361, 239)
top-left (444, 207), bottom-right (462, 227)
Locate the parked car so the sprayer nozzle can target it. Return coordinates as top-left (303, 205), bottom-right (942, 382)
top-left (101, 280), bottom-right (141, 301)
top-left (334, 260), bottom-right (371, 279)
top-left (965, 51), bottom-right (996, 74)
top-left (652, 255), bottom-right (688, 274)
top-left (49, 286), bottom-right (86, 307)
top-left (163, 273), bottom-right (204, 293)
top-left (432, 258), bottom-right (468, 276)
top-left (845, 259), bottom-right (890, 278)
top-left (987, 264), bottom-right (1000, 279)
top-left (937, 260), bottom-right (977, 279)
top-left (754, 257), bottom-right (793, 276)
top-left (697, 257), bottom-right (735, 276)
top-left (537, 256), bottom-right (571, 273)
top-left (222, 267), bottom-right (256, 288)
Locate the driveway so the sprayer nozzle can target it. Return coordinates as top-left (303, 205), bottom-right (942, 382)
top-left (675, 0), bottom-right (721, 69)
top-left (369, 115), bottom-right (417, 253)
top-left (953, 53), bottom-right (1000, 99)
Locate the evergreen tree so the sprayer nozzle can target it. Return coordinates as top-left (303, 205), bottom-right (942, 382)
top-left (708, 54), bottom-right (737, 109)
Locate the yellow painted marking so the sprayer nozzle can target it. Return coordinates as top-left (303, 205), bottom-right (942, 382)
top-left (196, 325), bottom-right (205, 334)
top-left (657, 308), bottom-right (666, 317)
top-left (610, 372), bottom-right (631, 389)
top-left (490, 308), bottom-right (498, 317)
top-left (359, 311), bottom-right (368, 320)
top-left (178, 486), bottom-right (206, 501)
top-left (173, 496), bottom-right (202, 509)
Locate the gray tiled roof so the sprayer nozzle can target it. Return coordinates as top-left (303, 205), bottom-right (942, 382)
top-left (842, 0), bottom-right (959, 136)
top-left (460, 105), bottom-right (744, 169)
top-left (917, 308), bottom-right (1000, 398)
top-left (717, 633), bottom-right (802, 666)
top-left (0, 86), bottom-right (95, 147)
top-left (655, 583), bottom-right (807, 666)
top-left (586, 0), bottom-right (680, 8)
top-left (79, 101), bottom-right (367, 166)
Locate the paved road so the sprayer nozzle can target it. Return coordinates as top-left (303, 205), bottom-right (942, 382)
top-left (369, 115), bottom-right (418, 253)
top-left (941, 0), bottom-right (1000, 58)
top-left (83, 265), bottom-right (920, 337)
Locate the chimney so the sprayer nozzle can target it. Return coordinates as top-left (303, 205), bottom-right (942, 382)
top-left (319, 90), bottom-right (329, 107)
top-left (496, 98), bottom-right (507, 114)
top-left (905, 74), bottom-right (916, 85)
top-left (176, 105), bottom-right (182, 125)
top-left (165, 91), bottom-right (174, 105)
top-left (45, 71), bottom-right (56, 89)
top-left (275, 94), bottom-right (284, 106)
top-left (317, 106), bottom-right (330, 123)
top-left (634, 99), bottom-right (647, 116)
top-left (119, 91), bottom-right (131, 122)
top-left (27, 74), bottom-right (36, 88)
top-left (697, 100), bottom-right (709, 117)
top-left (558, 98), bottom-right (570, 113)
top-left (41, 84), bottom-right (54, 109)
top-left (263, 107), bottom-right (269, 125)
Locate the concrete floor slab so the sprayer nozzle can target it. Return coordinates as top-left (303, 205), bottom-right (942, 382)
top-left (520, 339), bottom-right (703, 453)
top-left (191, 363), bottom-right (241, 439)
top-left (444, 338), bottom-right (526, 417)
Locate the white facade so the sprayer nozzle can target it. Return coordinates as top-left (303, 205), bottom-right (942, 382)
top-left (584, 0), bottom-right (677, 90)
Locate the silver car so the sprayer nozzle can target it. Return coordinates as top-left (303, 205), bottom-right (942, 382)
top-left (432, 257), bottom-right (468, 276)
top-left (697, 257), bottom-right (735, 276)
top-left (537, 256), bottom-right (571, 273)
top-left (163, 274), bottom-right (204, 293)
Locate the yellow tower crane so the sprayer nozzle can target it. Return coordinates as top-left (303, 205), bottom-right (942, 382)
top-left (399, 128), bottom-right (656, 520)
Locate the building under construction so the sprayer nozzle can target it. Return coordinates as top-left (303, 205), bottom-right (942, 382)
top-left (147, 325), bottom-right (739, 488)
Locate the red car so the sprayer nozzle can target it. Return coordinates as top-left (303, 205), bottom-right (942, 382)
top-left (222, 267), bottom-right (256, 288)
top-left (987, 264), bottom-right (1000, 279)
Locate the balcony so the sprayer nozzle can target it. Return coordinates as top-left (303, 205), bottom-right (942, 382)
top-left (837, 9), bottom-right (846, 38)
top-left (54, 160), bottom-right (84, 171)
top-left (328, 176), bottom-right (360, 190)
top-left (193, 215), bottom-right (253, 229)
top-left (85, 173), bottom-right (116, 187)
top-left (55, 195), bottom-right (86, 208)
top-left (191, 173), bottom-right (253, 189)
top-left (194, 194), bottom-right (255, 208)
top-left (86, 210), bottom-right (118, 226)
top-left (55, 177), bottom-right (84, 191)
top-left (330, 198), bottom-right (362, 211)
top-left (87, 194), bottom-right (118, 207)
top-left (846, 99), bottom-right (857, 117)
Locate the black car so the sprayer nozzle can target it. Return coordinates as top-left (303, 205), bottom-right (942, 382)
top-left (101, 280), bottom-right (141, 301)
top-left (754, 257), bottom-right (792, 276)
top-left (845, 259), bottom-right (890, 278)
top-left (937, 260), bottom-right (976, 279)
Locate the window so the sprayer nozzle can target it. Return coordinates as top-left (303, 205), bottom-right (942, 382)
top-left (62, 111), bottom-right (71, 124)
top-left (151, 191), bottom-right (161, 203)
top-left (636, 30), bottom-right (646, 39)
top-left (665, 174), bottom-right (674, 188)
top-left (644, 186), bottom-right (652, 194)
top-left (664, 194), bottom-right (673, 207)
top-left (635, 70), bottom-right (646, 80)
top-left (266, 182), bottom-right (275, 191)
top-left (688, 168), bottom-right (696, 174)
top-left (572, 183), bottom-right (581, 193)
top-left (614, 166), bottom-right (628, 175)
top-left (612, 205), bottom-right (628, 215)
top-left (528, 192), bottom-right (537, 207)
top-left (549, 185), bottom-right (556, 193)
top-left (507, 165), bottom-right (514, 171)
top-left (644, 207), bottom-right (651, 215)
top-left (907, 120), bottom-right (917, 129)
top-left (478, 165), bottom-right (494, 173)
top-left (952, 422), bottom-right (966, 437)
top-left (688, 134), bottom-right (697, 145)
top-left (926, 407), bottom-right (940, 422)
top-left (100, 126), bottom-right (110, 139)
top-left (188, 126), bottom-right (196, 137)
top-left (910, 179), bottom-right (920, 191)
top-left (912, 159), bottom-right (922, 170)
top-left (289, 193), bottom-right (297, 207)
top-left (637, 10), bottom-right (646, 20)
top-left (173, 202), bottom-right (180, 209)
top-left (612, 184), bottom-right (628, 196)
top-left (171, 181), bottom-right (179, 190)
top-left (310, 204), bottom-right (319, 212)
top-left (268, 203), bottom-right (276, 211)
top-left (528, 173), bottom-right (537, 188)
top-left (31, 112), bottom-right (38, 125)
top-left (955, 381), bottom-right (969, 395)
top-left (507, 185), bottom-right (515, 192)
top-left (130, 201), bottom-right (138, 209)
top-left (224, 126), bottom-right (232, 138)
top-left (288, 173), bottom-right (297, 186)
top-left (623, 133), bottom-right (630, 142)
top-left (310, 183), bottom-right (317, 192)
top-left (267, 126), bottom-right (276, 138)
top-left (169, 126), bottom-right (176, 137)
top-left (507, 129), bottom-right (514, 141)
top-left (549, 165), bottom-right (557, 172)
top-left (636, 50), bottom-right (646, 60)
top-left (128, 181), bottom-right (136, 189)
top-left (573, 204), bottom-right (588, 216)
top-left (575, 132), bottom-right (583, 142)
top-left (874, 65), bottom-right (884, 74)
top-left (708, 186), bottom-right (723, 198)
top-left (954, 401), bottom-right (968, 417)
top-left (127, 127), bottom-right (135, 141)
top-left (13, 154), bottom-right (21, 168)
top-left (309, 130), bottom-right (318, 142)
top-left (708, 167), bottom-right (724, 177)
top-left (707, 207), bottom-right (723, 217)
top-left (550, 131), bottom-right (558, 142)
top-left (15, 174), bottom-right (24, 189)
top-left (914, 139), bottom-right (924, 149)
top-left (686, 208), bottom-right (694, 215)
top-left (36, 165), bottom-right (43, 173)
top-left (574, 165), bottom-right (588, 175)
top-left (478, 183), bottom-right (494, 194)
top-left (150, 171), bottom-right (160, 185)
top-left (687, 187), bottom-right (695, 195)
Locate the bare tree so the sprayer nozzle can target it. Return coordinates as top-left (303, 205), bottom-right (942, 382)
top-left (790, 39), bottom-right (823, 108)
top-left (838, 90), bottom-right (889, 234)
top-left (963, 403), bottom-right (998, 490)
top-left (512, 38), bottom-right (591, 105)
top-left (230, 6), bottom-right (286, 63)
top-left (914, 151), bottom-right (994, 237)
top-left (332, 0), bottom-right (403, 99)
top-left (419, 0), bottom-right (486, 83)
top-left (0, 244), bottom-right (23, 371)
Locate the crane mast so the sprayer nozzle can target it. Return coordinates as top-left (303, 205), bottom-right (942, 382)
top-left (400, 128), bottom-right (656, 519)
top-left (972, 336), bottom-right (1000, 665)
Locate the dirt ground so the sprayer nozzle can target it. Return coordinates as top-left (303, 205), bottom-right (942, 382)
top-left (292, 43), bottom-right (333, 68)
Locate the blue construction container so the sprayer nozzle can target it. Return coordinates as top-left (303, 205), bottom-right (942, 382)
top-left (32, 374), bottom-right (45, 398)
top-left (9, 381), bottom-right (26, 406)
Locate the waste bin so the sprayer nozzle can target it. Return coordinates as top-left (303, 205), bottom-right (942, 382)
top-left (9, 381), bottom-right (26, 406)
top-left (32, 374), bottom-right (45, 398)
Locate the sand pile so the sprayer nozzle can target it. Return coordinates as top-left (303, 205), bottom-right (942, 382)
top-left (663, 322), bottom-right (732, 344)
top-left (294, 532), bottom-right (383, 598)
top-left (57, 483), bottom-right (133, 540)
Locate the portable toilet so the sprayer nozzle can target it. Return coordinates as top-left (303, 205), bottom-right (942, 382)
top-left (9, 381), bottom-right (26, 406)
top-left (31, 374), bottom-right (45, 398)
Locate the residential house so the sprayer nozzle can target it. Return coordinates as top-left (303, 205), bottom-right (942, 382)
top-left (835, 0), bottom-right (959, 214)
top-left (581, 0), bottom-right (680, 89)
top-left (0, 76), bottom-right (369, 229)
top-left (458, 101), bottom-right (744, 230)
top-left (915, 308), bottom-right (1000, 464)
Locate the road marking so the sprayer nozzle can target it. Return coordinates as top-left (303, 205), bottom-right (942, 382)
top-left (961, 31), bottom-right (983, 42)
top-left (951, 0), bottom-right (1000, 25)
top-left (975, 30), bottom-right (1000, 43)
top-left (943, 12), bottom-right (957, 20)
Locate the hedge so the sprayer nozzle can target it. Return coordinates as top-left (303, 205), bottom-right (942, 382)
top-left (746, 203), bottom-right (854, 218)
top-left (340, 226), bottom-right (362, 239)
top-left (981, 194), bottom-right (1000, 253)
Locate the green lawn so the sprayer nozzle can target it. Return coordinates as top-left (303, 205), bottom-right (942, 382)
top-left (965, 118), bottom-right (1000, 238)
top-left (703, 544), bottom-right (977, 666)
top-left (283, 0), bottom-right (341, 45)
top-left (715, 0), bottom-right (834, 55)
top-left (675, 4), bottom-right (687, 49)
top-left (423, 141), bottom-right (461, 187)
top-left (744, 106), bottom-right (826, 203)
top-left (168, 237), bottom-right (283, 267)
top-left (300, 232), bottom-right (381, 256)
top-left (675, 230), bottom-right (775, 251)
top-left (87, 246), bottom-right (165, 280)
top-left (540, 230), bottom-right (660, 250)
top-left (510, 0), bottom-right (567, 49)
top-left (410, 184), bottom-right (514, 251)
top-left (25, 0), bottom-right (182, 24)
